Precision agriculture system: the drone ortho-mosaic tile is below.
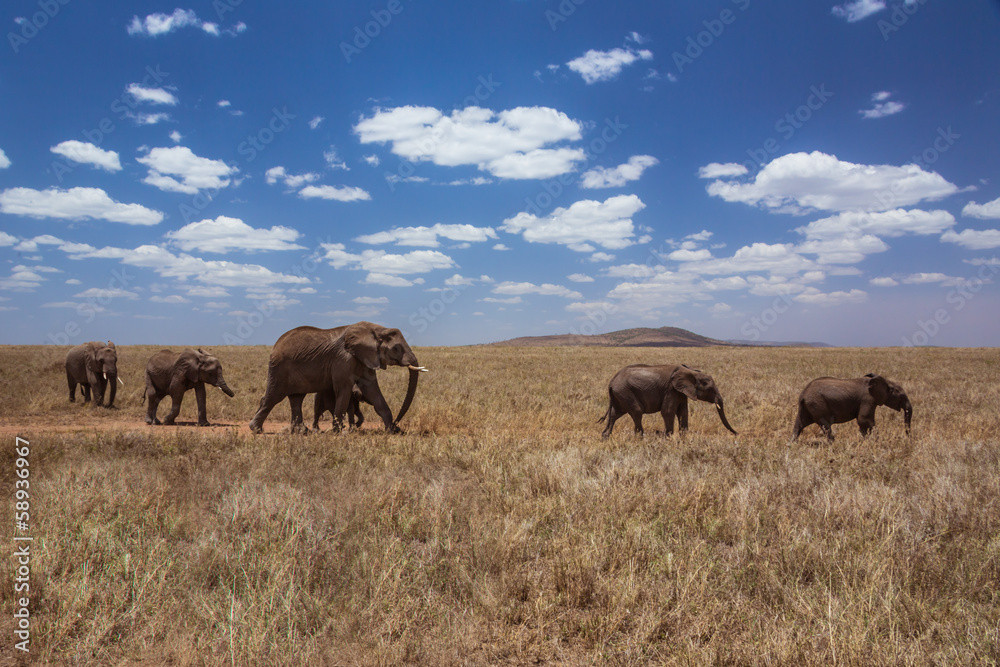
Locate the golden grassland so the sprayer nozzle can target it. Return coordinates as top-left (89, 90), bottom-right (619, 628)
top-left (0, 344), bottom-right (998, 665)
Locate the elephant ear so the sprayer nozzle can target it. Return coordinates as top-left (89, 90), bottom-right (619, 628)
top-left (85, 345), bottom-right (100, 373)
top-left (670, 367), bottom-right (699, 400)
top-left (344, 323), bottom-right (380, 370)
top-left (866, 374), bottom-right (890, 404)
top-left (183, 350), bottom-right (204, 384)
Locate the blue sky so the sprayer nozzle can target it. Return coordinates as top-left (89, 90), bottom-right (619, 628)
top-left (2, 0), bottom-right (999, 346)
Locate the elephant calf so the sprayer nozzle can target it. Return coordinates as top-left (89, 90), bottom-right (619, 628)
top-left (312, 386), bottom-right (370, 431)
top-left (65, 340), bottom-right (121, 408)
top-left (599, 364), bottom-right (737, 438)
top-left (792, 373), bottom-right (912, 442)
top-left (144, 348), bottom-right (235, 426)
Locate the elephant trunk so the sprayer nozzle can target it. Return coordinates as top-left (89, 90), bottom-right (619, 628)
top-left (715, 398), bottom-right (738, 435)
top-left (108, 373), bottom-right (117, 407)
top-left (393, 365), bottom-right (424, 426)
top-left (217, 378), bottom-right (235, 397)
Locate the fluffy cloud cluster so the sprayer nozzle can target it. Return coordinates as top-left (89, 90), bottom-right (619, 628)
top-left (126, 9), bottom-right (245, 37)
top-left (355, 224), bottom-right (497, 247)
top-left (354, 106), bottom-right (584, 179)
top-left (50, 141), bottom-right (122, 172)
top-left (165, 216), bottom-right (306, 253)
top-left (0, 186), bottom-right (163, 225)
top-left (566, 46), bottom-right (653, 84)
top-left (137, 146), bottom-right (238, 194)
top-left (580, 155), bottom-right (658, 189)
top-left (831, 0), bottom-right (886, 22)
top-left (501, 195), bottom-right (646, 253)
top-left (320, 243), bottom-right (456, 287)
top-left (702, 151), bottom-right (959, 213)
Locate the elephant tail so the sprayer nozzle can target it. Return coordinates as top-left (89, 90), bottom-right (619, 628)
top-left (597, 388), bottom-right (612, 423)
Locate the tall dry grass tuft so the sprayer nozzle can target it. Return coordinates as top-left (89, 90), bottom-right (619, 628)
top-left (0, 344), bottom-right (997, 664)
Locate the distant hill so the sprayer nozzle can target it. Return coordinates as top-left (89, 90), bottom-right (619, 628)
top-left (489, 326), bottom-right (830, 348)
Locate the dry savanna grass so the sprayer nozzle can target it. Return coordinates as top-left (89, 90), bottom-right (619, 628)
top-left (0, 344), bottom-right (998, 665)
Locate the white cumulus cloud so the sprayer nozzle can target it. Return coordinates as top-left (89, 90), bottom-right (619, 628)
top-left (501, 194), bottom-right (646, 252)
top-left (165, 216), bottom-right (306, 253)
top-left (962, 197), bottom-right (1000, 219)
top-left (356, 224), bottom-right (497, 247)
top-left (50, 141), bottom-right (122, 172)
top-left (137, 146), bottom-right (238, 194)
top-left (831, 0), bottom-right (886, 22)
top-left (298, 185), bottom-right (371, 202)
top-left (0, 187), bottom-right (163, 225)
top-left (580, 155), bottom-right (659, 188)
top-left (566, 46), bottom-right (654, 84)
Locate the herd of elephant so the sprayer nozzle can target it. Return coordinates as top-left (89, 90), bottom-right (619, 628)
top-left (64, 321), bottom-right (914, 442)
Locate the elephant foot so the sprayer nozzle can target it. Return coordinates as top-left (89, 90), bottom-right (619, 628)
top-left (163, 419), bottom-right (176, 426)
top-left (197, 421), bottom-right (210, 427)
top-left (290, 423), bottom-right (310, 435)
top-left (249, 422), bottom-right (263, 434)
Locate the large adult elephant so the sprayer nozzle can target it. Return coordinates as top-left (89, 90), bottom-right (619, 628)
top-left (65, 340), bottom-right (121, 408)
top-left (249, 321), bottom-right (426, 434)
top-left (791, 373), bottom-right (912, 442)
top-left (599, 364), bottom-right (737, 438)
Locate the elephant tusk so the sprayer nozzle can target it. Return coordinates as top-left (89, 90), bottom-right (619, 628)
top-left (407, 365), bottom-right (429, 372)
top-left (117, 376), bottom-right (125, 387)
top-left (103, 372), bottom-right (107, 380)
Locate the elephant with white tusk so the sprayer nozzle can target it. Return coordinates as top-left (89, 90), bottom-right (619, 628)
top-left (143, 348), bottom-right (235, 426)
top-left (249, 321), bottom-right (426, 435)
top-left (599, 363), bottom-right (737, 439)
top-left (791, 373), bottom-right (912, 442)
top-left (65, 341), bottom-right (119, 408)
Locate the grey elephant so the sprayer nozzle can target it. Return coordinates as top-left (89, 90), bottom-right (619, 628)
top-left (312, 386), bottom-right (370, 431)
top-left (792, 373), bottom-right (912, 442)
top-left (249, 321), bottom-right (427, 435)
top-left (599, 364), bottom-right (737, 438)
top-left (143, 348), bottom-right (235, 426)
top-left (65, 340), bottom-right (121, 408)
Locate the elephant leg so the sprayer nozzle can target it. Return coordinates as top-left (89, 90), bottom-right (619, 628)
top-left (67, 370), bottom-right (77, 402)
top-left (352, 399), bottom-right (365, 428)
top-left (601, 403), bottom-right (622, 439)
top-left (356, 377), bottom-right (395, 432)
top-left (660, 408), bottom-right (677, 436)
top-left (629, 411), bottom-right (645, 437)
top-left (145, 389), bottom-right (163, 425)
top-left (288, 393), bottom-right (308, 434)
top-left (677, 398), bottom-right (689, 432)
top-left (857, 406), bottom-right (876, 437)
top-left (249, 386), bottom-right (286, 434)
top-left (82, 383), bottom-right (91, 404)
top-left (164, 393), bottom-right (184, 425)
top-left (818, 420), bottom-right (834, 442)
top-left (312, 392), bottom-right (326, 431)
top-left (195, 383), bottom-right (209, 426)
top-left (92, 378), bottom-right (106, 408)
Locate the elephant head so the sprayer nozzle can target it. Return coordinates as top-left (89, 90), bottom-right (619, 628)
top-left (343, 322), bottom-right (426, 425)
top-left (865, 373), bottom-right (912, 433)
top-left (187, 349), bottom-right (236, 397)
top-left (670, 365), bottom-right (738, 435)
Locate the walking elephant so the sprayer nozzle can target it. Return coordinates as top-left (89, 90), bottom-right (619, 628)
top-left (599, 364), bottom-right (737, 438)
top-left (791, 373), bottom-right (912, 442)
top-left (249, 321), bottom-right (427, 435)
top-left (65, 340), bottom-right (121, 408)
top-left (143, 348), bottom-right (235, 426)
top-left (312, 386), bottom-right (370, 431)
